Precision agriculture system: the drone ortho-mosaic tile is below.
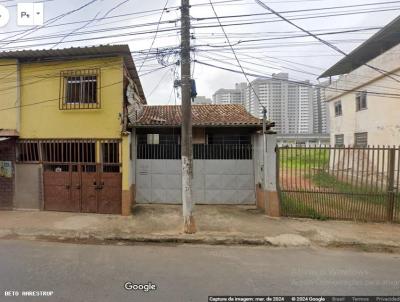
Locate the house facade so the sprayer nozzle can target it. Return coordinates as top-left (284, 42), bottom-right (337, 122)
top-left (130, 104), bottom-right (273, 205)
top-left (0, 45), bottom-right (146, 215)
top-left (321, 16), bottom-right (400, 147)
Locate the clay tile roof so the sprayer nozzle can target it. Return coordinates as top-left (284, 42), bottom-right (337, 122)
top-left (134, 104), bottom-right (266, 127)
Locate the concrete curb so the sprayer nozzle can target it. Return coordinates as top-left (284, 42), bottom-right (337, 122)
top-left (0, 228), bottom-right (399, 252)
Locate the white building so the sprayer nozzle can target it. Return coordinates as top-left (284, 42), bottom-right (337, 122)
top-left (320, 15), bottom-right (400, 146)
top-left (212, 82), bottom-right (247, 105)
top-left (245, 73), bottom-right (313, 134)
top-left (312, 82), bottom-right (330, 134)
top-left (193, 96), bottom-right (212, 104)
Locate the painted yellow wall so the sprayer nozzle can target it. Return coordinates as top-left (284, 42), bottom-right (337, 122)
top-left (0, 59), bottom-right (19, 131)
top-left (121, 134), bottom-right (132, 191)
top-left (19, 57), bottom-right (124, 139)
top-left (0, 56), bottom-right (135, 194)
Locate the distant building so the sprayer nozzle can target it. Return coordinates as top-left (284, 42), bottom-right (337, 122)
top-left (193, 96), bottom-right (212, 104)
top-left (320, 15), bottom-right (400, 146)
top-left (245, 73), bottom-right (313, 135)
top-left (212, 82), bottom-right (247, 105)
top-left (312, 82), bottom-right (330, 134)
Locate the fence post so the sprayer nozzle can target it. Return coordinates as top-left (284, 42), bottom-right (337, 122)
top-left (264, 133), bottom-right (280, 217)
top-left (387, 147), bottom-right (396, 222)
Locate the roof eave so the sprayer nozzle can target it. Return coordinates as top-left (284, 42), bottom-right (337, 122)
top-left (130, 124), bottom-right (266, 129)
top-left (319, 15), bottom-right (400, 78)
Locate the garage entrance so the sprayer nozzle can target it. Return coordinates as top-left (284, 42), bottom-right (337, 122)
top-left (43, 163), bottom-right (122, 214)
top-left (135, 144), bottom-right (255, 204)
top-left (17, 139), bottom-right (122, 214)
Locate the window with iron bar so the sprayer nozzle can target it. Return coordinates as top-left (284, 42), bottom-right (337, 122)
top-left (356, 91), bottom-right (367, 111)
top-left (354, 132), bottom-right (368, 147)
top-left (334, 101), bottom-right (342, 116)
top-left (335, 134), bottom-right (344, 147)
top-left (59, 69), bottom-right (101, 110)
top-left (17, 139), bottom-right (121, 165)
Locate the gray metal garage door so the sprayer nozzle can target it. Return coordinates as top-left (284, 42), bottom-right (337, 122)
top-left (136, 159), bottom-right (255, 204)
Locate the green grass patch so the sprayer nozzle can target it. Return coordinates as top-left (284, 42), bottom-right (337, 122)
top-left (279, 148), bottom-right (329, 169)
top-left (281, 192), bottom-right (327, 220)
top-left (310, 171), bottom-right (386, 205)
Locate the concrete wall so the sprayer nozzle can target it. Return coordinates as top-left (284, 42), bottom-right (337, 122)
top-left (0, 138), bottom-right (16, 209)
top-left (253, 134), bottom-right (264, 186)
top-left (14, 164), bottom-right (42, 209)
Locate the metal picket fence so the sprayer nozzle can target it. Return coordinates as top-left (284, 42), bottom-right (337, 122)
top-left (277, 146), bottom-right (400, 222)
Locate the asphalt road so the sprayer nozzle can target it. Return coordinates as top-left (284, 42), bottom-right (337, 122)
top-left (0, 240), bottom-right (399, 302)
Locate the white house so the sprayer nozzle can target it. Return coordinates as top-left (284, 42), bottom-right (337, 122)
top-left (320, 16), bottom-right (400, 147)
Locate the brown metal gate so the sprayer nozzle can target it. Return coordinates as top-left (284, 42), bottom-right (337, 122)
top-left (43, 163), bottom-right (122, 214)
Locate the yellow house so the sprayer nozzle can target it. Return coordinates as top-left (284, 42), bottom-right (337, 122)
top-left (0, 45), bottom-right (146, 215)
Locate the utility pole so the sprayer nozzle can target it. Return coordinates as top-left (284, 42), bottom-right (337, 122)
top-left (181, 0), bottom-right (196, 233)
top-left (262, 107), bottom-right (267, 134)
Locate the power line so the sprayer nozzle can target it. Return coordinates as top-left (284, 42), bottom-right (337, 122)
top-left (0, 80), bottom-right (123, 112)
top-left (194, 59), bottom-right (400, 99)
top-left (202, 47), bottom-right (400, 92)
top-left (191, 6), bottom-right (400, 30)
top-left (50, 10), bottom-right (103, 49)
top-left (0, 61), bottom-right (174, 112)
top-left (102, 0), bottom-right (131, 19)
top-left (0, 7), bottom-right (179, 37)
top-left (0, 6), bottom-right (394, 52)
top-left (0, 5), bottom-right (397, 51)
top-left (0, 59), bottom-right (174, 97)
top-left (197, 50), bottom-right (400, 93)
top-left (138, 0), bottom-right (169, 73)
top-left (50, 0), bottom-right (133, 49)
top-left (0, 0), bottom-right (100, 49)
top-left (208, 0), bottom-right (265, 111)
top-left (147, 65), bottom-right (173, 99)
top-left (194, 1), bottom-right (400, 21)
top-left (194, 27), bottom-right (383, 48)
top-left (254, 0), bottom-right (400, 83)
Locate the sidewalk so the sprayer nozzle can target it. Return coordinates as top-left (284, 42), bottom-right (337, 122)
top-left (1, 205), bottom-right (400, 251)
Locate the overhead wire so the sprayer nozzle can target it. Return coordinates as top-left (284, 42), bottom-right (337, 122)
top-left (208, 0), bottom-right (265, 111)
top-left (138, 0), bottom-right (169, 73)
top-left (254, 0), bottom-right (400, 82)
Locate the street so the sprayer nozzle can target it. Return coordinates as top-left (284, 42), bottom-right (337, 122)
top-left (0, 240), bottom-right (399, 301)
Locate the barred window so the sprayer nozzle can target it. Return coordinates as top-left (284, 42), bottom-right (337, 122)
top-left (335, 134), bottom-right (344, 147)
top-left (356, 91), bottom-right (367, 111)
top-left (60, 69), bottom-right (101, 110)
top-left (334, 101), bottom-right (342, 116)
top-left (354, 132), bottom-right (368, 147)
top-left (17, 139), bottom-right (120, 164)
top-left (101, 141), bottom-right (120, 172)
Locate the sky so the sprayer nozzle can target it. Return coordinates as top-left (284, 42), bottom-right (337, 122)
top-left (0, 0), bottom-right (399, 105)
